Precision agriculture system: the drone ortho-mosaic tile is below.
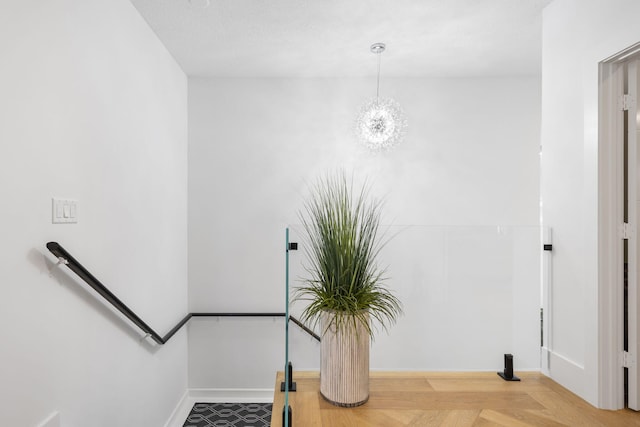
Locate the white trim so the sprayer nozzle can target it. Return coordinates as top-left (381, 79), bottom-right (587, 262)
top-left (628, 59), bottom-right (640, 411)
top-left (602, 41), bottom-right (640, 63)
top-left (541, 227), bottom-right (553, 376)
top-left (547, 348), bottom-right (585, 371)
top-left (598, 58), bottom-right (627, 410)
top-left (546, 349), bottom-right (586, 396)
top-left (164, 388), bottom-right (274, 427)
top-left (164, 390), bottom-right (190, 427)
top-left (599, 42), bottom-right (640, 411)
top-left (188, 388), bottom-right (274, 402)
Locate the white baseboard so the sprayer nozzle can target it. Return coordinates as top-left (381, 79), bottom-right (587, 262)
top-left (542, 349), bottom-right (594, 405)
top-left (188, 388), bottom-right (274, 402)
top-left (164, 390), bottom-right (190, 427)
top-left (164, 388), bottom-right (274, 427)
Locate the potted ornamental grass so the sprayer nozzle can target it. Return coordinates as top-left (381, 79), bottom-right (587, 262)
top-left (294, 171), bottom-right (402, 407)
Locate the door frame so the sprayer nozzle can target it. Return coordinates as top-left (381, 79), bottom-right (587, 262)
top-left (599, 43), bottom-right (640, 410)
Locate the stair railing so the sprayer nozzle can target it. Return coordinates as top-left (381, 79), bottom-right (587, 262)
top-left (46, 242), bottom-right (320, 344)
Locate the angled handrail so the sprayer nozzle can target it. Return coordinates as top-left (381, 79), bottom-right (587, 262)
top-left (289, 315), bottom-right (321, 342)
top-left (47, 241), bottom-right (171, 344)
top-left (45, 242), bottom-right (320, 344)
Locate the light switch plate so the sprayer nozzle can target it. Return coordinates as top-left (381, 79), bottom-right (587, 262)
top-left (52, 198), bottom-right (78, 224)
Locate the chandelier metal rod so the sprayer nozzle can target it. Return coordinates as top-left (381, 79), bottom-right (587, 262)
top-left (376, 51), bottom-right (381, 101)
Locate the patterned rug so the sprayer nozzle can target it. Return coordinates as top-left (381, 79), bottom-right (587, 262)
top-left (183, 402), bottom-right (272, 427)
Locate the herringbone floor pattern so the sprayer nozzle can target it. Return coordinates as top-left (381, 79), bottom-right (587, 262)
top-left (271, 371), bottom-right (640, 426)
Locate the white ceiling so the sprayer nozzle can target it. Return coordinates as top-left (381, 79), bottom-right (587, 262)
top-left (129, 0), bottom-right (552, 78)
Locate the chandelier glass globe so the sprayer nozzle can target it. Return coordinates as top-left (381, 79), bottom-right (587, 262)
top-left (355, 43), bottom-right (407, 152)
top-left (356, 97), bottom-right (407, 151)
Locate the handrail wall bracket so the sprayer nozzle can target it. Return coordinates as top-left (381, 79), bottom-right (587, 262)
top-left (48, 255), bottom-right (70, 277)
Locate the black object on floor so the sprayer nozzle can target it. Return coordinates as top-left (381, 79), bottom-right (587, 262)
top-left (498, 353), bottom-right (521, 381)
top-left (183, 402), bottom-right (272, 427)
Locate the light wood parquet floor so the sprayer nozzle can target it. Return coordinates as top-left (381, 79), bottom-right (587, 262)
top-left (270, 371), bottom-right (640, 426)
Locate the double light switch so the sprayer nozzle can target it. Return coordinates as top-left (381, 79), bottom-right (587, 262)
top-left (52, 198), bottom-right (78, 224)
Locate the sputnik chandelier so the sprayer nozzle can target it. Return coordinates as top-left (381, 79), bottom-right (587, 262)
top-left (355, 43), bottom-right (407, 152)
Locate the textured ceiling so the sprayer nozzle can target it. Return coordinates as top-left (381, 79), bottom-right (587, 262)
top-left (130, 0), bottom-right (552, 78)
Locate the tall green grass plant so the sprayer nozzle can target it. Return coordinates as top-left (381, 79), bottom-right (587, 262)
top-left (295, 172), bottom-right (402, 338)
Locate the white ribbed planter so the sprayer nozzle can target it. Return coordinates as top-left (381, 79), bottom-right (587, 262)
top-left (320, 311), bottom-right (370, 407)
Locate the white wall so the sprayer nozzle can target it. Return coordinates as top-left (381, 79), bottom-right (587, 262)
top-left (541, 0), bottom-right (640, 408)
top-left (0, 1), bottom-right (188, 426)
top-left (188, 77), bottom-right (540, 388)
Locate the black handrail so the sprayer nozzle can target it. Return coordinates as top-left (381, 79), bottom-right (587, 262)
top-left (289, 315), bottom-right (321, 342)
top-left (46, 242), bottom-right (320, 344)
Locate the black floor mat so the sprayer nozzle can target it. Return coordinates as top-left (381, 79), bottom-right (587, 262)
top-left (183, 402), bottom-right (272, 427)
